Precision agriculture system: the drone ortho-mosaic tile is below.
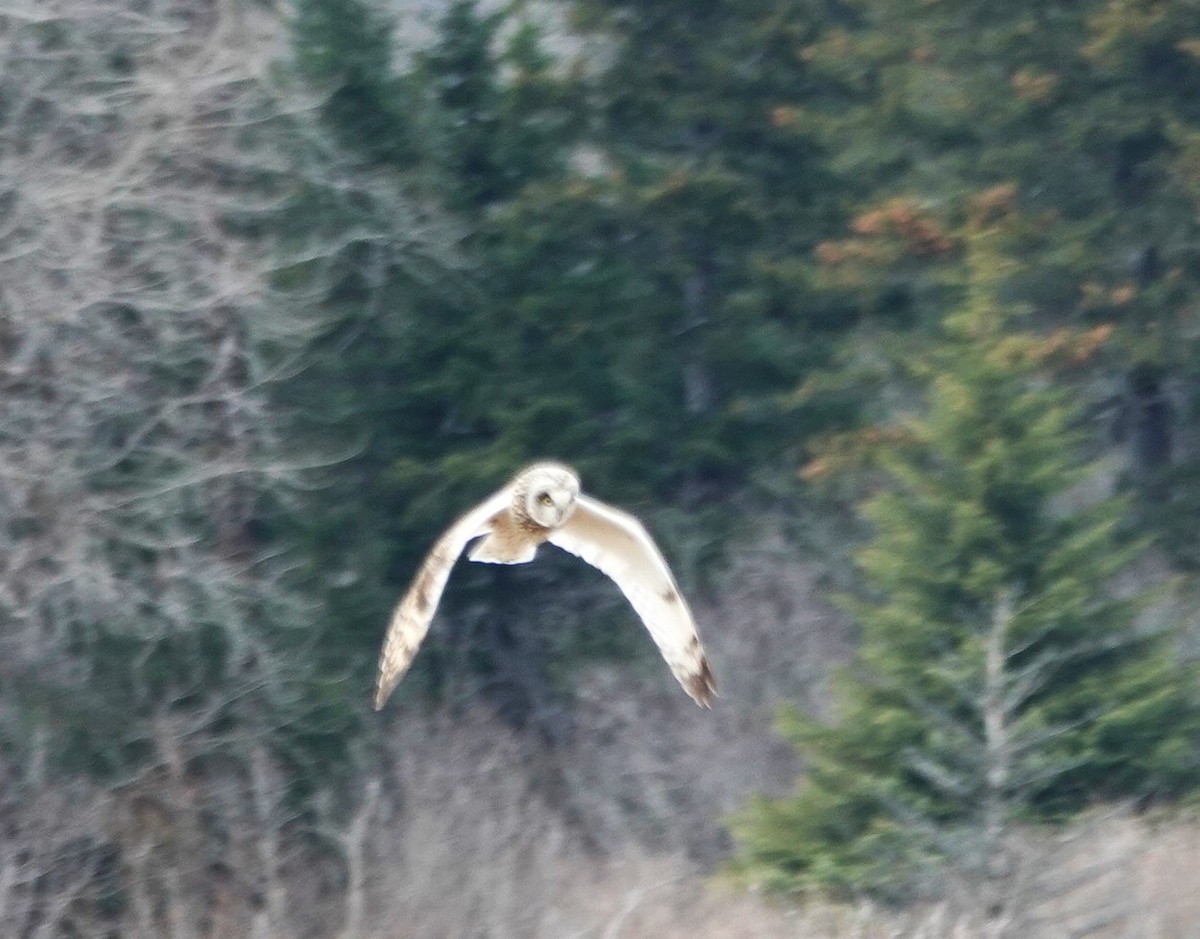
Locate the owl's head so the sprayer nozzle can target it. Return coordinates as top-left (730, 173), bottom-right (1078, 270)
top-left (514, 462), bottom-right (580, 529)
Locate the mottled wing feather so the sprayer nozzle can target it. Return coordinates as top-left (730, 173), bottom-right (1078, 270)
top-left (373, 489), bottom-right (511, 710)
top-left (548, 495), bottom-right (716, 707)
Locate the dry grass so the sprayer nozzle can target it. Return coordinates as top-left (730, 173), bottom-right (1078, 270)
top-left (358, 707), bottom-right (1200, 939)
top-left (354, 528), bottom-right (1200, 939)
top-left (5, 537), bottom-right (1199, 938)
top-left (347, 528), bottom-right (1200, 938)
top-left (355, 743), bottom-right (1200, 939)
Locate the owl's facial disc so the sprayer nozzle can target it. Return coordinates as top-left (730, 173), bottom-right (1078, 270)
top-left (514, 462), bottom-right (581, 528)
top-left (532, 486), bottom-right (574, 526)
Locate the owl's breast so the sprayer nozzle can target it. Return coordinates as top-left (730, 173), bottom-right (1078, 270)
top-left (468, 510), bottom-right (546, 564)
top-left (516, 513), bottom-right (553, 537)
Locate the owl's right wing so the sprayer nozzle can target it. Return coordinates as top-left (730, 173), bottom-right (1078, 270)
top-left (548, 495), bottom-right (716, 707)
top-left (373, 488), bottom-right (511, 710)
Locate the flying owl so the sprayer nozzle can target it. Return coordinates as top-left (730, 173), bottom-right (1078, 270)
top-left (373, 461), bottom-right (716, 710)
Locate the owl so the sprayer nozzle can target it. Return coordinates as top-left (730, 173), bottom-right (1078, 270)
top-left (373, 462), bottom-right (716, 710)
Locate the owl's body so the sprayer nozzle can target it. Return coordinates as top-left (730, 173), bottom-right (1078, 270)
top-left (466, 462), bottom-right (578, 563)
top-left (465, 510), bottom-right (545, 564)
top-left (373, 462), bottom-right (716, 710)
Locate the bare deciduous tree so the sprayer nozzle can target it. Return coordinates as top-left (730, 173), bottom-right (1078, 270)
top-left (0, 2), bottom-right (366, 935)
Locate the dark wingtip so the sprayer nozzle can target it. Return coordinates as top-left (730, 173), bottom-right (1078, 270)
top-left (689, 656), bottom-right (718, 708)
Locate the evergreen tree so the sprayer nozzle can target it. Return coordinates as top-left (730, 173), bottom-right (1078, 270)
top-left (293, 0), bottom-right (418, 166)
top-left (281, 1), bottom-right (625, 726)
top-left (421, 1), bottom-right (580, 208)
top-left (800, 0), bottom-right (1200, 543)
top-left (280, 0), bottom-right (866, 722)
top-left (568, 0), bottom-right (860, 487)
top-left (732, 231), bottom-right (1200, 902)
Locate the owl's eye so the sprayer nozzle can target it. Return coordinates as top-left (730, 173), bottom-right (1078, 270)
top-left (538, 493), bottom-right (554, 507)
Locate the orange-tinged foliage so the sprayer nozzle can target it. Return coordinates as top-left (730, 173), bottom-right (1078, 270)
top-left (770, 105), bottom-right (801, 128)
top-left (1111, 283), bottom-right (1136, 304)
top-left (815, 238), bottom-right (888, 267)
top-left (798, 456), bottom-right (832, 481)
top-left (1079, 276), bottom-right (1170, 314)
top-left (848, 197), bottom-right (954, 255)
top-left (969, 183), bottom-right (1020, 229)
top-left (1011, 67), bottom-right (1060, 104)
top-left (800, 426), bottom-right (916, 481)
top-left (1083, 0), bottom-right (1172, 64)
top-left (992, 324), bottom-right (1114, 369)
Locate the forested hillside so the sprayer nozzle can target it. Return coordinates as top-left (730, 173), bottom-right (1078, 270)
top-left (1, 0), bottom-right (1198, 936)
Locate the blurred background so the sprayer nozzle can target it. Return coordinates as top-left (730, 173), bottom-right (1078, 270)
top-left (2, 0), bottom-right (1200, 936)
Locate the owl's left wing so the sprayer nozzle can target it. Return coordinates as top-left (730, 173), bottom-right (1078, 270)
top-left (373, 488), bottom-right (510, 710)
top-left (548, 495), bottom-right (716, 707)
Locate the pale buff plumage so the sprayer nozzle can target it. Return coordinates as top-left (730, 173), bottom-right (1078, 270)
top-left (373, 462), bottom-right (716, 710)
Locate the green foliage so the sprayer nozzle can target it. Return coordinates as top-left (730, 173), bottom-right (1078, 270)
top-left (421, 1), bottom-right (581, 207)
top-left (279, 0), bottom-right (864, 721)
top-left (293, 0), bottom-right (419, 166)
top-left (8, 2), bottom-right (1200, 932)
top-left (0, 0), bottom-right (369, 796)
top-left (732, 235), bottom-right (1200, 901)
top-left (801, 0), bottom-right (1200, 530)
